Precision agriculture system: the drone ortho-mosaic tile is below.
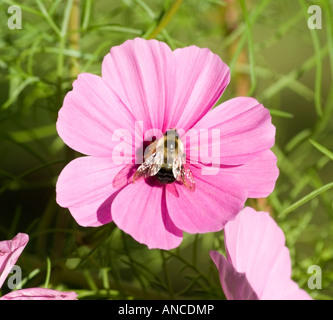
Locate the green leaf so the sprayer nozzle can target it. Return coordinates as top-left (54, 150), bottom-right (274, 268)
top-left (279, 182), bottom-right (333, 217)
top-left (36, 0), bottom-right (61, 37)
top-left (2, 77), bottom-right (39, 110)
top-left (8, 124), bottom-right (57, 143)
top-left (309, 139), bottom-right (333, 161)
top-left (269, 109), bottom-right (294, 119)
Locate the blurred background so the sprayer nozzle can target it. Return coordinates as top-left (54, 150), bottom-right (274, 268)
top-left (0, 0), bottom-right (332, 299)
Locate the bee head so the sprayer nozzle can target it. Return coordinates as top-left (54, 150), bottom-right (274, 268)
top-left (164, 129), bottom-right (179, 139)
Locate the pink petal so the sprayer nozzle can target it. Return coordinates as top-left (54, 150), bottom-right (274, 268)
top-left (222, 150), bottom-right (279, 198)
top-left (166, 45), bottom-right (230, 131)
top-left (210, 251), bottom-right (258, 300)
top-left (278, 283), bottom-right (313, 300)
top-left (57, 73), bottom-right (136, 157)
top-left (166, 165), bottom-right (247, 234)
top-left (66, 195), bottom-right (115, 227)
top-left (111, 180), bottom-right (183, 250)
top-left (0, 288), bottom-right (77, 300)
top-left (186, 97), bottom-right (276, 165)
top-left (223, 207), bottom-right (312, 300)
top-left (225, 207), bottom-right (285, 296)
top-left (259, 247), bottom-right (312, 300)
top-left (102, 38), bottom-right (176, 132)
top-left (56, 156), bottom-right (132, 227)
top-left (0, 233), bottom-right (29, 289)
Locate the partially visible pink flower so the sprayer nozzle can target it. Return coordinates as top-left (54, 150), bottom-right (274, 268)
top-left (0, 233), bottom-right (77, 300)
top-left (56, 37), bottom-right (279, 250)
top-left (210, 207), bottom-right (312, 300)
top-left (0, 233), bottom-right (28, 289)
top-left (0, 288), bottom-right (77, 300)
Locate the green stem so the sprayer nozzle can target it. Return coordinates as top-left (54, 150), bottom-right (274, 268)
top-left (160, 251), bottom-right (174, 299)
top-left (147, 0), bottom-right (182, 39)
top-left (240, 0), bottom-right (256, 96)
top-left (299, 0), bottom-right (323, 117)
top-left (69, 0), bottom-right (81, 78)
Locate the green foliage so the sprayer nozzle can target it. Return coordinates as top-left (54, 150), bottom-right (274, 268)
top-left (0, 0), bottom-right (332, 300)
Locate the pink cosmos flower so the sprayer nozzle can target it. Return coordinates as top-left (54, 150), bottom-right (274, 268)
top-left (56, 37), bottom-right (279, 250)
top-left (0, 233), bottom-right (77, 300)
top-left (0, 288), bottom-right (77, 300)
top-left (210, 207), bottom-right (312, 300)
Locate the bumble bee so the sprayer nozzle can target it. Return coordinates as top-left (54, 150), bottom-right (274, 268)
top-left (133, 129), bottom-right (195, 191)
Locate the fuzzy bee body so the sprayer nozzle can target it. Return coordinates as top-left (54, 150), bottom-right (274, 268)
top-left (156, 166), bottom-right (176, 184)
top-left (133, 129), bottom-right (195, 191)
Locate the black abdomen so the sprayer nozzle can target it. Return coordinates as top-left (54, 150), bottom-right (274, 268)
top-left (156, 166), bottom-right (175, 184)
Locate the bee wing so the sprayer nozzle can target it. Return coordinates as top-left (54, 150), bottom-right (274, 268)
top-left (132, 162), bottom-right (160, 183)
top-left (180, 163), bottom-right (196, 192)
top-left (173, 155), bottom-right (195, 192)
top-left (143, 140), bottom-right (158, 161)
top-left (133, 141), bottom-right (163, 183)
top-left (172, 155), bottom-right (182, 182)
